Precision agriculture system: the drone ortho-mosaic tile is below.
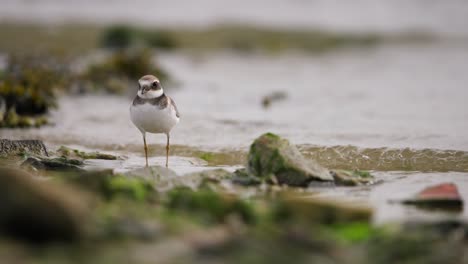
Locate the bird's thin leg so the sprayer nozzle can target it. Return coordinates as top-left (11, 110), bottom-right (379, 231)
top-left (143, 133), bottom-right (148, 167)
top-left (165, 133), bottom-right (170, 168)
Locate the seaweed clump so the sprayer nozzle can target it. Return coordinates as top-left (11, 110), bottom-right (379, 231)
top-left (79, 48), bottom-right (169, 94)
top-left (101, 25), bottom-right (177, 51)
top-left (0, 55), bottom-right (71, 128)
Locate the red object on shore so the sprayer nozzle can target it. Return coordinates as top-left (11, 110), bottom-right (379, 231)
top-left (401, 182), bottom-right (463, 211)
top-left (416, 183), bottom-right (462, 201)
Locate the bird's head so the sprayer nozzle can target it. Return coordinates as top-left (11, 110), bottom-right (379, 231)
top-left (137, 75), bottom-right (163, 99)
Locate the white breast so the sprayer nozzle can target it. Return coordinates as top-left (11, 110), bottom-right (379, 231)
top-left (130, 103), bottom-right (179, 134)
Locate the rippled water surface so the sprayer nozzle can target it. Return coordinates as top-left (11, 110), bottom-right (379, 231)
top-left (3, 43), bottom-right (468, 153)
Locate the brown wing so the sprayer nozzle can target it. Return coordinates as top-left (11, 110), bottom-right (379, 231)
top-left (169, 96), bottom-right (180, 118)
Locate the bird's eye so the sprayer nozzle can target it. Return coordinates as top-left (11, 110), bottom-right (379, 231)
top-left (152, 82), bottom-right (159, 88)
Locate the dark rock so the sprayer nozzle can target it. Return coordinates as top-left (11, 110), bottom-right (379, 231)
top-left (247, 133), bottom-right (333, 186)
top-left (401, 183), bottom-right (463, 211)
top-left (0, 139), bottom-right (49, 157)
top-left (22, 156), bottom-right (84, 172)
top-left (0, 167), bottom-right (89, 243)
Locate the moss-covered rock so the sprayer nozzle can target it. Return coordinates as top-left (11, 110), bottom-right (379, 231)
top-left (57, 146), bottom-right (119, 160)
top-left (330, 170), bottom-right (374, 186)
top-left (0, 167), bottom-right (89, 243)
top-left (248, 133), bottom-right (333, 186)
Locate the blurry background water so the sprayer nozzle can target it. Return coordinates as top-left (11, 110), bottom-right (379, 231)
top-left (2, 0), bottom-right (468, 36)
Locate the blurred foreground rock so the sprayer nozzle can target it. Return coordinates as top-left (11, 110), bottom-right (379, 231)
top-left (275, 193), bottom-right (372, 224)
top-left (248, 133), bottom-right (333, 186)
top-left (0, 167), bottom-right (89, 243)
top-left (125, 166), bottom-right (178, 181)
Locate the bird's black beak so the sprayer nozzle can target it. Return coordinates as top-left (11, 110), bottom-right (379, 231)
top-left (141, 86), bottom-right (150, 94)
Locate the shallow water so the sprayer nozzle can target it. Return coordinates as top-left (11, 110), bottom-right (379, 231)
top-left (311, 172), bottom-right (468, 224)
top-left (2, 41), bottom-right (468, 223)
top-left (3, 42), bottom-right (468, 152)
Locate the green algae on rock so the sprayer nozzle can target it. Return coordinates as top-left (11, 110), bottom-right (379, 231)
top-left (248, 133), bottom-right (333, 186)
top-left (330, 169), bottom-right (374, 186)
top-left (58, 146), bottom-right (119, 160)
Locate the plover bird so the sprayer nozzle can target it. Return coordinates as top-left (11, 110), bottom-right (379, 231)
top-left (130, 75), bottom-right (180, 167)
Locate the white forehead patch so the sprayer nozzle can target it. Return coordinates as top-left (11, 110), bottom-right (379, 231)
top-left (139, 80), bottom-right (154, 87)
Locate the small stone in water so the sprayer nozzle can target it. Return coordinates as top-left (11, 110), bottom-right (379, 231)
top-left (402, 183), bottom-right (463, 211)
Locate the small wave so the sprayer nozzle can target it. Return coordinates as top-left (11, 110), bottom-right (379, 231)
top-left (299, 145), bottom-right (468, 172)
top-left (85, 143), bottom-right (468, 172)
